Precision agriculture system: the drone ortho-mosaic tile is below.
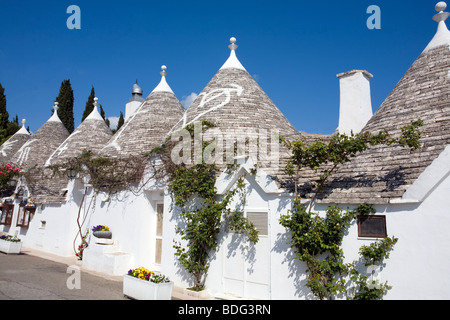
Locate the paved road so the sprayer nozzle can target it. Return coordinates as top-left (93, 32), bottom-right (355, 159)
top-left (0, 251), bottom-right (127, 300)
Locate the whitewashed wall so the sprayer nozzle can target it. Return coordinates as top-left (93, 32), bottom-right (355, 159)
top-left (12, 155), bottom-right (450, 299)
top-left (81, 182), bottom-right (166, 271)
top-left (161, 160), bottom-right (450, 300)
top-left (22, 180), bottom-right (81, 257)
top-left (311, 172), bottom-right (450, 300)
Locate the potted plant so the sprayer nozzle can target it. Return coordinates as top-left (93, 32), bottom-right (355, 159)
top-left (92, 225), bottom-right (112, 239)
top-left (123, 267), bottom-right (174, 300)
top-left (25, 198), bottom-right (36, 207)
top-left (0, 234), bottom-right (22, 254)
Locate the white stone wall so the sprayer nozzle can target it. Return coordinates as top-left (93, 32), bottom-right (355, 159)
top-left (13, 158), bottom-right (450, 299)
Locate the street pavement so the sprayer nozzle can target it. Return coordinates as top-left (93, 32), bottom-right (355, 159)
top-left (0, 249), bottom-right (127, 300)
top-left (0, 247), bottom-right (195, 300)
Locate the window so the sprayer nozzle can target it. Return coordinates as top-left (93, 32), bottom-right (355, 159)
top-left (17, 205), bottom-right (25, 226)
top-left (155, 203), bottom-right (164, 265)
top-left (228, 212), bottom-right (269, 237)
top-left (0, 204), bottom-right (14, 226)
top-left (357, 215), bottom-right (387, 238)
top-left (247, 212), bottom-right (268, 236)
top-left (17, 205), bottom-right (35, 228)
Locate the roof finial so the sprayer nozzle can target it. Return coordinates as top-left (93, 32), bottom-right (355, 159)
top-left (16, 118), bottom-right (30, 134)
top-left (151, 65), bottom-right (174, 94)
top-left (433, 2), bottom-right (450, 22)
top-left (423, 2), bottom-right (450, 52)
top-left (48, 101), bottom-right (62, 122)
top-left (85, 96), bottom-right (104, 121)
top-left (436, 1), bottom-right (447, 12)
top-left (228, 37), bottom-right (238, 51)
top-left (220, 36), bottom-right (246, 71)
top-left (160, 65), bottom-right (167, 77)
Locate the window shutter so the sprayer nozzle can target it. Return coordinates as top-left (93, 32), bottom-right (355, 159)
top-left (247, 212), bottom-right (268, 236)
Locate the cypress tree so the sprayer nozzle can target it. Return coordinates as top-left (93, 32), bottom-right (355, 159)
top-left (82, 86), bottom-right (95, 122)
top-left (0, 83), bottom-right (9, 131)
top-left (0, 84), bottom-right (20, 145)
top-left (99, 105), bottom-right (110, 128)
top-left (6, 121), bottom-right (20, 138)
top-left (55, 79), bottom-right (75, 133)
top-left (117, 112), bottom-right (124, 131)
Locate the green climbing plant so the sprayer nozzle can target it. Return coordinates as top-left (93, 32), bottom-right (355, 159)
top-left (156, 120), bottom-right (259, 291)
top-left (279, 120), bottom-right (423, 300)
top-left (347, 236), bottom-right (398, 300)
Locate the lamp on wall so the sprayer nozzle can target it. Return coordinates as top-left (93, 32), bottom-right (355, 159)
top-left (8, 179), bottom-right (17, 188)
top-left (67, 167), bottom-right (77, 179)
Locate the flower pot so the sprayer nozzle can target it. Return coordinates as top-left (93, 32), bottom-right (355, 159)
top-left (0, 239), bottom-right (22, 254)
top-left (93, 231), bottom-right (112, 239)
top-left (123, 275), bottom-right (174, 300)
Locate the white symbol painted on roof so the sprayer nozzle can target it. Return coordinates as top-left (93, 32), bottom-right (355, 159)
top-left (187, 84), bottom-right (244, 125)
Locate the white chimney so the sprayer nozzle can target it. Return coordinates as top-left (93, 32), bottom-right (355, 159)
top-left (336, 70), bottom-right (374, 135)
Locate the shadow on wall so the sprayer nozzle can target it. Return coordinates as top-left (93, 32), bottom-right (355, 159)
top-left (272, 231), bottom-right (313, 299)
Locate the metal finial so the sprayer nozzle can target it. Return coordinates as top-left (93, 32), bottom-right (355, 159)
top-left (160, 65), bottom-right (167, 77)
top-left (228, 37), bottom-right (238, 51)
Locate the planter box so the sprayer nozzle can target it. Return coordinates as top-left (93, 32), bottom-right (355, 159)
top-left (0, 239), bottom-right (22, 254)
top-left (93, 231), bottom-right (112, 239)
top-left (93, 231), bottom-right (113, 245)
top-left (183, 288), bottom-right (211, 299)
top-left (123, 275), bottom-right (174, 300)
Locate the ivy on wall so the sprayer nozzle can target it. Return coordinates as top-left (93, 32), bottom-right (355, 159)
top-left (156, 120), bottom-right (259, 291)
top-left (279, 120), bottom-right (423, 300)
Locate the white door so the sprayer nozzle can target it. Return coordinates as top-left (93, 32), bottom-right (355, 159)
top-left (222, 211), bottom-right (270, 299)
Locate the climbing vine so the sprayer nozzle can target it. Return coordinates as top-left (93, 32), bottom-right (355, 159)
top-left (29, 150), bottom-right (156, 258)
top-left (45, 150), bottom-right (150, 196)
top-left (347, 236), bottom-right (398, 300)
top-left (157, 120), bottom-right (259, 291)
top-left (279, 120), bottom-right (423, 300)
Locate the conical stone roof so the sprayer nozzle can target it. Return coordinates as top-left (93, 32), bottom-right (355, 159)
top-left (0, 119), bottom-right (31, 164)
top-left (173, 37), bottom-right (297, 138)
top-left (101, 66), bottom-right (185, 158)
top-left (11, 103), bottom-right (70, 170)
top-left (314, 3), bottom-right (450, 204)
top-left (45, 97), bottom-right (113, 166)
top-left (171, 37), bottom-right (298, 175)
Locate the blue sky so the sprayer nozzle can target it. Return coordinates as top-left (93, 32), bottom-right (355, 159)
top-left (0, 0), bottom-right (440, 135)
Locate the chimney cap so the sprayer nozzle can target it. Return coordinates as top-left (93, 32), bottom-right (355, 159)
top-left (132, 80), bottom-right (143, 95)
top-left (337, 70), bottom-right (373, 79)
